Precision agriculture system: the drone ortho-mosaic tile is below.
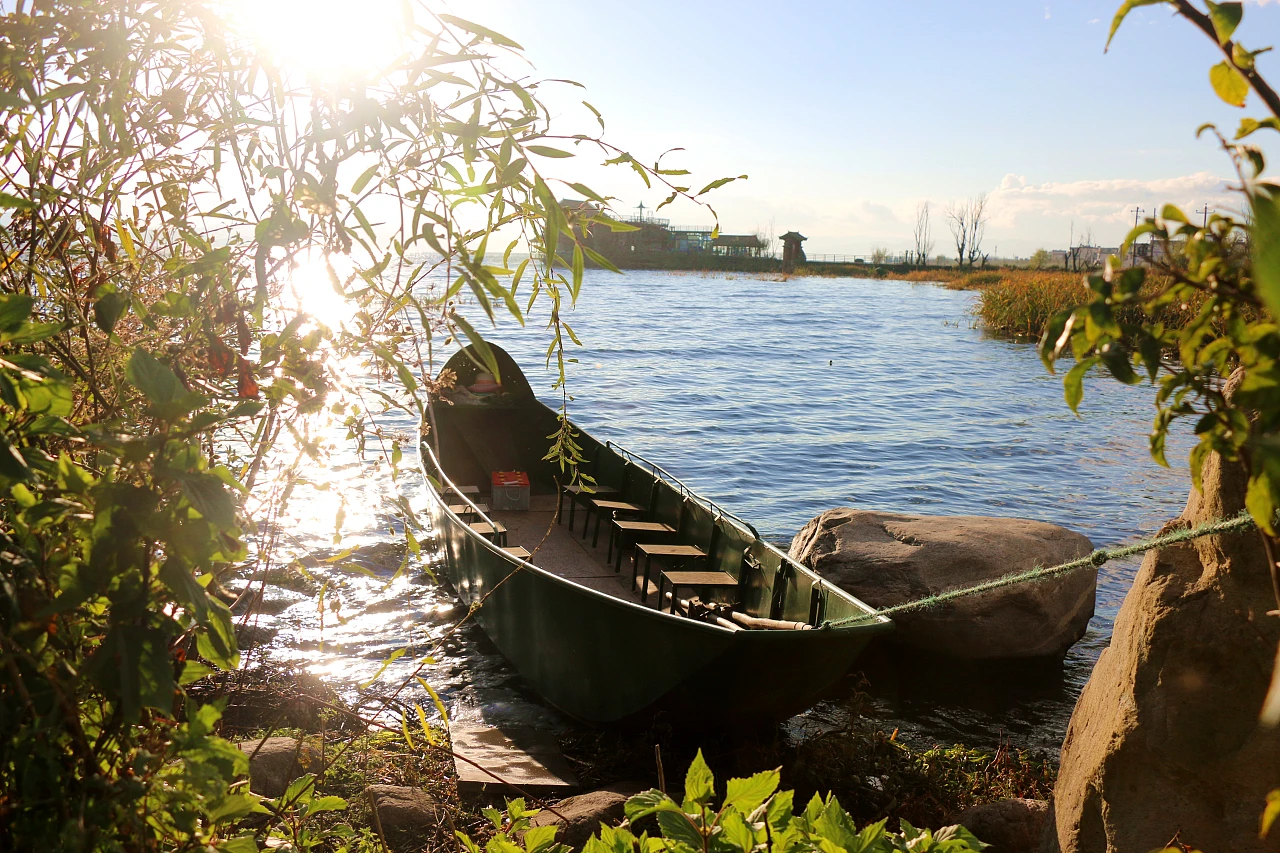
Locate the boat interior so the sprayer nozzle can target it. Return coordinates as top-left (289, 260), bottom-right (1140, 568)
top-left (425, 346), bottom-right (883, 632)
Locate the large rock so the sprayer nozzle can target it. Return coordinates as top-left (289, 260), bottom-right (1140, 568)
top-left (789, 509), bottom-right (1095, 659)
top-left (527, 784), bottom-right (644, 850)
top-left (1044, 443), bottom-right (1280, 852)
top-left (957, 799), bottom-right (1048, 853)
top-left (236, 736), bottom-right (320, 798)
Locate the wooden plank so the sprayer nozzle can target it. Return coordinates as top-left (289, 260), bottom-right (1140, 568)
top-left (662, 570), bottom-right (738, 586)
top-left (470, 521), bottom-right (507, 536)
top-left (615, 521), bottom-right (674, 533)
top-left (451, 722), bottom-right (578, 797)
top-left (502, 546), bottom-right (532, 559)
top-left (638, 544), bottom-right (705, 557)
top-left (591, 499), bottom-right (644, 512)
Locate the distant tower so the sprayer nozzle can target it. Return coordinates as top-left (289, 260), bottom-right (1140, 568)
top-left (780, 231), bottom-right (807, 273)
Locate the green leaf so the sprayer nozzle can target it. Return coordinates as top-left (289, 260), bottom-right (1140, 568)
top-left (684, 749), bottom-right (714, 806)
top-left (1253, 184), bottom-right (1280, 319)
top-left (0, 293), bottom-right (33, 330)
top-left (359, 647), bottom-right (406, 689)
top-left (1210, 61), bottom-right (1249, 107)
top-left (1206, 1), bottom-right (1242, 45)
top-left (696, 175), bottom-right (747, 196)
top-left (126, 348), bottom-right (183, 404)
top-left (526, 145), bottom-right (574, 159)
top-left (1237, 116), bottom-right (1280, 139)
top-left (352, 162), bottom-right (380, 194)
top-left (182, 475), bottom-right (238, 530)
top-left (196, 599), bottom-right (240, 671)
top-left (179, 660), bottom-right (216, 685)
top-left (450, 312), bottom-right (502, 384)
top-left (1106, 0), bottom-right (1166, 51)
top-left (305, 795), bottom-right (348, 814)
top-left (623, 790), bottom-right (682, 822)
top-left (723, 769), bottom-right (780, 815)
top-left (93, 292), bottom-right (127, 335)
top-left (0, 191), bottom-right (36, 211)
top-left (1246, 471), bottom-right (1277, 534)
top-left (1262, 789), bottom-right (1280, 838)
top-left (438, 14), bottom-right (523, 48)
top-left (1064, 357), bottom-right (1098, 413)
top-left (523, 824), bottom-right (560, 853)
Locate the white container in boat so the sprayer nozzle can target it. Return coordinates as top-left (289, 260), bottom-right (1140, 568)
top-left (491, 471), bottom-right (530, 511)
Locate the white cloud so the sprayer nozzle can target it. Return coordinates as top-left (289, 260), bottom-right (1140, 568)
top-left (984, 171), bottom-right (1240, 249)
top-left (1044, 5), bottom-right (1052, 19)
top-left (1088, 17), bottom-right (1100, 24)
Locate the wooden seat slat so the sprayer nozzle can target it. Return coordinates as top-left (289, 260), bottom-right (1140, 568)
top-left (660, 570), bottom-right (736, 586)
top-left (638, 544), bottom-right (706, 557)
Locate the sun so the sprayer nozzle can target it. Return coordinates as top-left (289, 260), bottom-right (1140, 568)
top-left (286, 254), bottom-right (353, 332)
top-left (225, 0), bottom-right (409, 79)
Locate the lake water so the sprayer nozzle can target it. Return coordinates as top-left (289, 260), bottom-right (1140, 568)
top-left (246, 270), bottom-right (1192, 755)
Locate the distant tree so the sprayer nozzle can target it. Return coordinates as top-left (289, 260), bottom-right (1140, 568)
top-left (913, 201), bottom-right (934, 266)
top-left (947, 195), bottom-right (990, 268)
top-left (947, 201), bottom-right (970, 268)
top-left (966, 194), bottom-right (990, 267)
top-left (1029, 248), bottom-right (1053, 269)
top-left (871, 245), bottom-right (891, 264)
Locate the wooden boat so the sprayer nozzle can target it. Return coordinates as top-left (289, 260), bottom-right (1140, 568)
top-left (420, 344), bottom-right (891, 724)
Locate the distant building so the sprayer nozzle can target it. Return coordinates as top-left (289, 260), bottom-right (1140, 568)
top-left (557, 199), bottom-right (763, 258)
top-left (780, 231), bottom-right (807, 271)
top-left (712, 234), bottom-right (765, 257)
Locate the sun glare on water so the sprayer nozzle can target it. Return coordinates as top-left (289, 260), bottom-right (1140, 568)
top-left (227, 0), bottom-right (408, 78)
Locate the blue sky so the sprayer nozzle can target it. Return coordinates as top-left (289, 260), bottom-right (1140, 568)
top-left (464, 0), bottom-right (1280, 256)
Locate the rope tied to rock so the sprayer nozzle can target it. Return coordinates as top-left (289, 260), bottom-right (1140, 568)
top-left (823, 511), bottom-right (1258, 628)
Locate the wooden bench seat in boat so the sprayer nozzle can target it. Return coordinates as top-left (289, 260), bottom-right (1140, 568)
top-left (447, 502), bottom-right (489, 520)
top-left (557, 483), bottom-right (620, 528)
top-left (470, 520), bottom-right (508, 546)
top-left (447, 484), bottom-right (481, 499)
top-left (657, 570), bottom-right (737, 613)
top-left (586, 499), bottom-right (646, 546)
top-left (631, 544), bottom-right (707, 604)
top-left (609, 520), bottom-right (676, 569)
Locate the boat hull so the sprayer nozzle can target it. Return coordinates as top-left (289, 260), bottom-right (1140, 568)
top-left (421, 343), bottom-right (891, 724)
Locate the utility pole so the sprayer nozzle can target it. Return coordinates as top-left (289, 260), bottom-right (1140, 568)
top-left (1196, 203), bottom-right (1213, 229)
top-left (635, 201), bottom-right (646, 222)
top-left (1130, 206), bottom-right (1144, 267)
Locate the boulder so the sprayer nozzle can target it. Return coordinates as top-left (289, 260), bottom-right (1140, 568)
top-left (789, 509), bottom-right (1095, 659)
top-left (957, 798), bottom-right (1048, 853)
top-left (527, 784), bottom-right (644, 849)
top-left (367, 784), bottom-right (441, 832)
top-left (236, 736), bottom-right (320, 798)
top-left (1044, 442), bottom-right (1280, 852)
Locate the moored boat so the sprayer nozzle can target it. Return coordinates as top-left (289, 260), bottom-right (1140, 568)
top-left (420, 344), bottom-right (891, 724)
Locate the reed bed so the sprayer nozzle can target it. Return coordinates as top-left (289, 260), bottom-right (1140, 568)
top-left (971, 271), bottom-right (1094, 338)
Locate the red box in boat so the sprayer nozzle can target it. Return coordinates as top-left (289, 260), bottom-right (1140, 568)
top-left (491, 470), bottom-right (530, 511)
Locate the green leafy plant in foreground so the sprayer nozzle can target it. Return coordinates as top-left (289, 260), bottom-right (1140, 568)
top-left (461, 752), bottom-right (987, 853)
top-left (1041, 1), bottom-right (1280, 614)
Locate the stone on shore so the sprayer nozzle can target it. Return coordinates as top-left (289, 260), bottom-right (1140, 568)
top-left (789, 509), bottom-right (1095, 659)
top-left (366, 784), bottom-right (442, 847)
top-left (956, 798), bottom-right (1048, 853)
top-left (1044, 431), bottom-right (1280, 852)
top-left (526, 784), bottom-right (644, 850)
top-left (236, 736), bottom-right (320, 798)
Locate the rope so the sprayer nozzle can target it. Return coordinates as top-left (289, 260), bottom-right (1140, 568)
top-left (824, 511), bottom-right (1258, 628)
